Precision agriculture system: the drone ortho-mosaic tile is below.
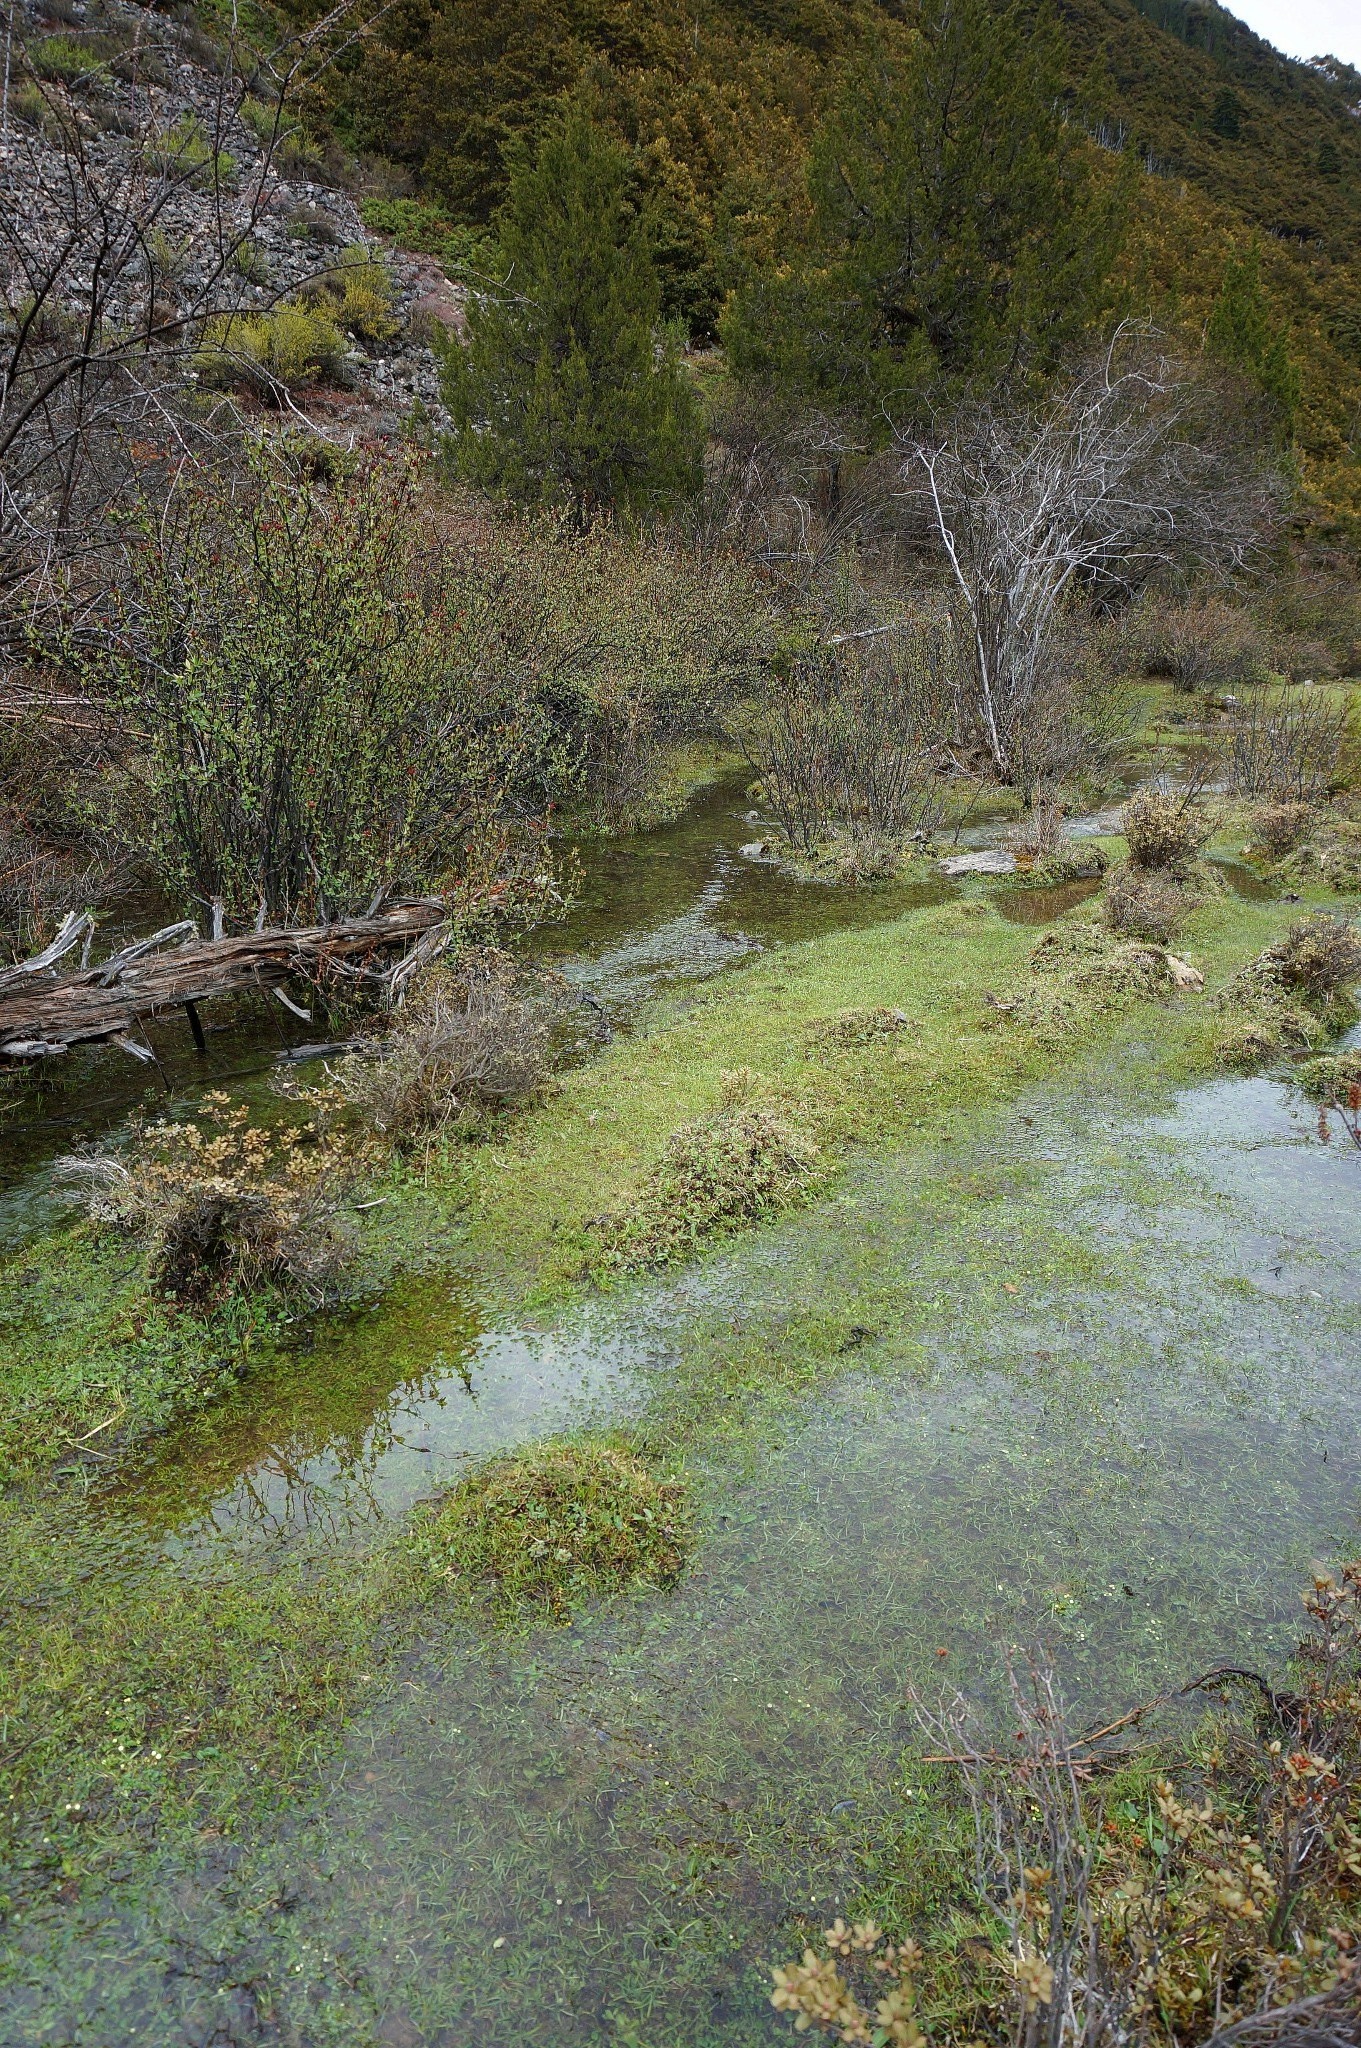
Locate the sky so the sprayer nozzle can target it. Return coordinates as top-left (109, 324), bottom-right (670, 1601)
top-left (1225, 0), bottom-right (1361, 70)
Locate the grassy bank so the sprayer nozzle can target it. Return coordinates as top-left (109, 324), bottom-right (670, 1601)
top-left (0, 871), bottom-right (1343, 1479)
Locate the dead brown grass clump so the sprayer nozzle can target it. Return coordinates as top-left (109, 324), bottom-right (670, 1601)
top-left (1251, 802), bottom-right (1315, 858)
top-left (338, 949), bottom-right (562, 1145)
top-left (56, 1091), bottom-right (368, 1305)
top-left (1273, 913), bottom-right (1361, 1006)
top-left (1102, 863), bottom-right (1191, 944)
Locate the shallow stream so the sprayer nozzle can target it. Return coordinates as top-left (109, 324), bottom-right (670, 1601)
top-left (6, 779), bottom-right (1359, 2048)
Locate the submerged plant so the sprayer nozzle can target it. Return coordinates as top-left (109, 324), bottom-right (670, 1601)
top-left (420, 1440), bottom-right (692, 1624)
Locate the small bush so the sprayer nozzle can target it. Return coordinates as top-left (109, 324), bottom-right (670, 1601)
top-left (338, 951), bottom-right (560, 1145)
top-left (358, 197), bottom-right (495, 271)
top-left (1121, 789), bottom-right (1207, 872)
top-left (1273, 829), bottom-right (1361, 894)
top-left (742, 628), bottom-right (952, 860)
top-left (56, 1092), bottom-right (368, 1307)
top-left (230, 237), bottom-right (270, 285)
top-left (1029, 842), bottom-right (1108, 885)
top-left (196, 301), bottom-right (345, 391)
top-left (1226, 686), bottom-right (1344, 803)
top-left (1007, 794), bottom-right (1066, 861)
top-left (773, 1564), bottom-right (1361, 2048)
top-left (1250, 801), bottom-right (1314, 857)
top-left (8, 81), bottom-right (54, 131)
top-left (239, 96), bottom-right (319, 170)
top-left (1102, 863), bottom-right (1190, 944)
top-left (776, 829), bottom-right (920, 886)
top-left (333, 247), bottom-right (398, 346)
top-left (1137, 592), bottom-right (1269, 693)
top-left (596, 1075), bottom-right (823, 1270)
top-left (147, 112), bottom-right (234, 187)
top-left (28, 34), bottom-right (103, 81)
top-left (421, 1441), bottom-right (692, 1624)
top-left (286, 204), bottom-right (342, 247)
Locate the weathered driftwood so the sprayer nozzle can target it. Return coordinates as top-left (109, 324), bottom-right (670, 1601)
top-left (0, 901), bottom-right (450, 1060)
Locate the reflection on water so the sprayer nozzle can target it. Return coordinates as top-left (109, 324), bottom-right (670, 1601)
top-left (995, 877), bottom-right (1104, 924)
top-left (111, 1276), bottom-right (654, 1546)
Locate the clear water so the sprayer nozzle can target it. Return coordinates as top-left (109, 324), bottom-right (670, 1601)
top-left (7, 771), bottom-right (1340, 2048)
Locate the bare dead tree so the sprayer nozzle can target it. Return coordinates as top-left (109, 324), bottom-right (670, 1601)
top-left (0, 0), bottom-right (363, 654)
top-left (901, 326), bottom-right (1279, 783)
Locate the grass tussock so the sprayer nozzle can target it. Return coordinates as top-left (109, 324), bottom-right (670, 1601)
top-left (1214, 913), bottom-right (1361, 1070)
top-left (804, 1005), bottom-right (915, 1052)
top-left (1270, 815), bottom-right (1361, 894)
top-left (420, 1440), bottom-right (692, 1624)
top-left (337, 950), bottom-right (562, 1146)
top-left (1295, 1048), bottom-right (1361, 1101)
top-left (1027, 841), bottom-right (1109, 885)
top-left (55, 1091), bottom-right (368, 1307)
top-left (987, 923), bottom-right (1203, 1041)
top-left (592, 1070), bottom-right (825, 1272)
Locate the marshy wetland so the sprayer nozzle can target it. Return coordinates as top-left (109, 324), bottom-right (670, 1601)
top-left (4, 765), bottom-right (1361, 2046)
top-left (7, 1), bottom-right (1361, 2031)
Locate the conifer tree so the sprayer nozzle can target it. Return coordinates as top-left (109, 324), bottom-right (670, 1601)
top-left (723, 0), bottom-right (1128, 423)
top-left (1206, 246), bottom-right (1299, 433)
top-left (441, 106), bottom-right (704, 525)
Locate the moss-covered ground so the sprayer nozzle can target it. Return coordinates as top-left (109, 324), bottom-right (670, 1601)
top-left (1, 814), bottom-right (1359, 2044)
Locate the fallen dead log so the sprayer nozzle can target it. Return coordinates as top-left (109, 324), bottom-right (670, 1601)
top-left (0, 901), bottom-right (450, 1061)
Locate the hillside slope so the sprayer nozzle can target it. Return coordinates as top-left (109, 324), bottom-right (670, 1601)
top-left (317, 0), bottom-right (1361, 534)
